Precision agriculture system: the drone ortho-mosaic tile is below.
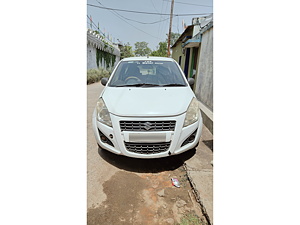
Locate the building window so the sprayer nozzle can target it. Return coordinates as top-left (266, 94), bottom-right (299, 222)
top-left (178, 56), bottom-right (182, 66)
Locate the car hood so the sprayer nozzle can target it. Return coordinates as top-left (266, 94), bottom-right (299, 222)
top-left (101, 87), bottom-right (195, 117)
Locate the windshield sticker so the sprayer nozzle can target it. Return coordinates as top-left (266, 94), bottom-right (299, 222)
top-left (142, 61), bottom-right (154, 64)
top-left (127, 61), bottom-right (140, 64)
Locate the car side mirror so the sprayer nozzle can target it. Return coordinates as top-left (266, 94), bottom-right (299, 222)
top-left (101, 77), bottom-right (108, 86)
top-left (188, 78), bottom-right (195, 86)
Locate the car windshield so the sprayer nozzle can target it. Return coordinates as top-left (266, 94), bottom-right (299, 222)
top-left (108, 60), bottom-right (187, 87)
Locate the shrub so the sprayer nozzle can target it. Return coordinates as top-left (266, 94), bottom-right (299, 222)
top-left (87, 68), bottom-right (110, 85)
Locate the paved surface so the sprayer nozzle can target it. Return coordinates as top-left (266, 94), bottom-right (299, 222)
top-left (185, 126), bottom-right (213, 224)
top-left (87, 81), bottom-right (119, 209)
top-left (87, 81), bottom-right (213, 224)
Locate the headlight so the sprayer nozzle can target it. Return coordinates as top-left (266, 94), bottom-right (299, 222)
top-left (183, 98), bottom-right (200, 127)
top-left (96, 98), bottom-right (112, 127)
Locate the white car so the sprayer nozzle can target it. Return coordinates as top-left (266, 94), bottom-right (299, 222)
top-left (92, 56), bottom-right (203, 158)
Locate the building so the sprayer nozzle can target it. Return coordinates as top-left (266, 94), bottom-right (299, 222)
top-left (87, 29), bottom-right (120, 70)
top-left (171, 25), bottom-right (194, 78)
top-left (171, 15), bottom-right (213, 133)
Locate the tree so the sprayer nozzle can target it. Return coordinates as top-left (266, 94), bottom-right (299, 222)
top-left (120, 42), bottom-right (134, 59)
top-left (167, 32), bottom-right (181, 47)
top-left (134, 41), bottom-right (152, 56)
top-left (149, 32), bottom-right (180, 57)
top-left (150, 42), bottom-right (168, 57)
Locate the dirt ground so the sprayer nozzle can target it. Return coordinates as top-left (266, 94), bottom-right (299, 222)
top-left (87, 82), bottom-right (210, 225)
top-left (87, 162), bottom-right (207, 225)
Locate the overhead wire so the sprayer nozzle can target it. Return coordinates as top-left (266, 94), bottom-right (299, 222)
top-left (87, 15), bottom-right (121, 44)
top-left (157, 0), bottom-right (165, 40)
top-left (176, 15), bottom-right (180, 34)
top-left (87, 4), bottom-right (211, 16)
top-left (87, 15), bottom-right (104, 35)
top-left (163, 0), bottom-right (171, 38)
top-left (87, 1), bottom-right (212, 46)
top-left (93, 1), bottom-right (163, 41)
top-left (163, 0), bottom-right (213, 8)
top-left (93, 0), bottom-right (169, 25)
top-left (108, 13), bottom-right (170, 25)
top-left (150, 0), bottom-right (160, 13)
top-left (158, 0), bottom-right (171, 41)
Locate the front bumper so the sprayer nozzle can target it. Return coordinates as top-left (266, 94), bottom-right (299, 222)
top-left (92, 110), bottom-right (203, 158)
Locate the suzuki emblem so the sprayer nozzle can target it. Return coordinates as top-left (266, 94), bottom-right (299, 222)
top-left (143, 122), bottom-right (153, 130)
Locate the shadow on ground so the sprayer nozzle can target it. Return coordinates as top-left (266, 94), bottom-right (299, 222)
top-left (98, 147), bottom-right (196, 173)
top-left (203, 140), bottom-right (213, 152)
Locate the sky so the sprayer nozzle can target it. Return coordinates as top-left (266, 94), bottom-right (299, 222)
top-left (87, 0), bottom-right (213, 50)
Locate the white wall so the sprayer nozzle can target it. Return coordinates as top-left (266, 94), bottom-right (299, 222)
top-left (87, 44), bottom-right (97, 70)
top-left (87, 30), bottom-right (120, 70)
top-left (195, 27), bottom-right (213, 111)
top-left (194, 27), bottom-right (213, 133)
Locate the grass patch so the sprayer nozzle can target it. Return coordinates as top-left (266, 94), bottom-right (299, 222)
top-left (87, 68), bottom-right (111, 85)
top-left (179, 212), bottom-right (207, 225)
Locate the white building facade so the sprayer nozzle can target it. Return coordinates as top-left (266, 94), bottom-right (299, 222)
top-left (87, 29), bottom-right (120, 70)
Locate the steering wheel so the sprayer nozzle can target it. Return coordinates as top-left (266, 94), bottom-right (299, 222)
top-left (125, 76), bottom-right (141, 84)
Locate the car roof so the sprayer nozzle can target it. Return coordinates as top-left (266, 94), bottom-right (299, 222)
top-left (121, 56), bottom-right (175, 62)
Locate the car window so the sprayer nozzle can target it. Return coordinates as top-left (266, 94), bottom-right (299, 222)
top-left (108, 60), bottom-right (187, 87)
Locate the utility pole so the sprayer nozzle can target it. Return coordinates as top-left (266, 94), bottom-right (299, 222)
top-left (167, 0), bottom-right (174, 57)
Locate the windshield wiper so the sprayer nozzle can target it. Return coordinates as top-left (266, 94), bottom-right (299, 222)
top-left (115, 84), bottom-right (140, 87)
top-left (139, 83), bottom-right (161, 87)
top-left (162, 83), bottom-right (186, 87)
top-left (115, 83), bottom-right (160, 87)
top-left (115, 83), bottom-right (186, 87)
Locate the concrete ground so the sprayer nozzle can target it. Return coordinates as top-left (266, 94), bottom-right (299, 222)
top-left (185, 125), bottom-right (213, 224)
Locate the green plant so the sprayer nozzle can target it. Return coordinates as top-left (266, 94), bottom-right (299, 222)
top-left (150, 41), bottom-right (168, 57)
top-left (120, 42), bottom-right (134, 59)
top-left (87, 68), bottom-right (110, 85)
top-left (96, 48), bottom-right (116, 69)
top-left (134, 41), bottom-right (151, 56)
top-left (179, 213), bottom-right (206, 225)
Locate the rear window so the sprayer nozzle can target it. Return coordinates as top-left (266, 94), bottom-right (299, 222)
top-left (108, 60), bottom-right (187, 87)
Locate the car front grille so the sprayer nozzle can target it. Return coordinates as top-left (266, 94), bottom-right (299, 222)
top-left (120, 121), bottom-right (176, 132)
top-left (124, 141), bottom-right (171, 154)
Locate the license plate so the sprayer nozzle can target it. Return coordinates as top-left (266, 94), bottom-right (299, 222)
top-left (129, 133), bottom-right (166, 143)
